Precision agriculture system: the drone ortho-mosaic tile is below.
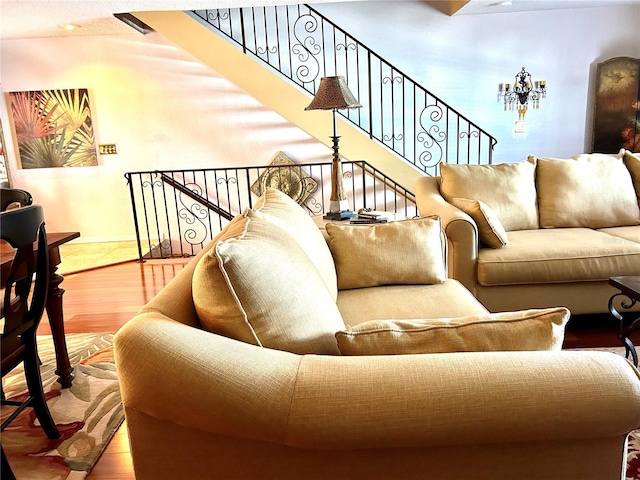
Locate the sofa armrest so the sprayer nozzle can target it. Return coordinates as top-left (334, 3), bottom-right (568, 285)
top-left (415, 176), bottom-right (479, 293)
top-left (115, 314), bottom-right (640, 451)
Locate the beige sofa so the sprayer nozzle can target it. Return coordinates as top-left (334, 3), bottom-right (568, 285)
top-left (114, 188), bottom-right (640, 480)
top-left (416, 150), bottom-right (640, 315)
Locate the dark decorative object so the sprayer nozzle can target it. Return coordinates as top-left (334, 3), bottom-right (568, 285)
top-left (592, 57), bottom-right (640, 153)
top-left (499, 67), bottom-right (547, 120)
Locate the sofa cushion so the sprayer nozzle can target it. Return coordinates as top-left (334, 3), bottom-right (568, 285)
top-left (534, 153), bottom-right (640, 229)
top-left (337, 280), bottom-right (489, 327)
top-left (253, 187), bottom-right (337, 301)
top-left (326, 216), bottom-right (446, 290)
top-left (451, 197), bottom-right (508, 248)
top-left (597, 226), bottom-right (640, 244)
top-left (624, 150), bottom-right (640, 208)
top-left (477, 228), bottom-right (640, 286)
top-left (439, 159), bottom-right (538, 231)
top-left (192, 212), bottom-right (344, 355)
top-left (335, 307), bottom-right (569, 355)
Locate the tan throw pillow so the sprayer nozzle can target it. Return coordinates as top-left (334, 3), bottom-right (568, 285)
top-left (451, 197), bottom-right (508, 248)
top-left (439, 159), bottom-right (538, 231)
top-left (535, 153), bottom-right (640, 229)
top-left (252, 187), bottom-right (337, 300)
top-left (325, 216), bottom-right (446, 290)
top-left (192, 212), bottom-right (344, 355)
top-left (335, 307), bottom-right (570, 355)
top-left (624, 150), bottom-right (640, 208)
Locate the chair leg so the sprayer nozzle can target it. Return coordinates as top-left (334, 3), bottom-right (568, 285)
top-left (1, 445), bottom-right (17, 480)
top-left (23, 338), bottom-right (60, 440)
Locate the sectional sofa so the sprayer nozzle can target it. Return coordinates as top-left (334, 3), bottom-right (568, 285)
top-left (114, 187), bottom-right (640, 480)
top-left (415, 149), bottom-right (640, 315)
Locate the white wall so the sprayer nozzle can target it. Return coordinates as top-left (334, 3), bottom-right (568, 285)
top-left (0, 33), bottom-right (330, 241)
top-left (1, 2), bottom-right (639, 241)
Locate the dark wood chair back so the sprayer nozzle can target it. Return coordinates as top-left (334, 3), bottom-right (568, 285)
top-left (1, 205), bottom-right (60, 479)
top-left (0, 188), bottom-right (33, 212)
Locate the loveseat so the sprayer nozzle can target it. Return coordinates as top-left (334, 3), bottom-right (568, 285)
top-left (114, 187), bottom-right (640, 480)
top-left (415, 149), bottom-right (640, 315)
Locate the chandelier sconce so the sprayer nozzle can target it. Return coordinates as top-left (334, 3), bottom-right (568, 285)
top-left (499, 67), bottom-right (547, 124)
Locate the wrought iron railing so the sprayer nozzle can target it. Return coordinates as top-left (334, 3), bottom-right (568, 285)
top-left (125, 160), bottom-right (416, 261)
top-left (189, 5), bottom-right (496, 175)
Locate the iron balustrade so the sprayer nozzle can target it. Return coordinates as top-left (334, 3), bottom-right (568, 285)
top-left (125, 160), bottom-right (416, 261)
top-left (189, 5), bottom-right (496, 176)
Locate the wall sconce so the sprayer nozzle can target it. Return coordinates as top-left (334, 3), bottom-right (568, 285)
top-left (499, 67), bottom-right (547, 121)
top-left (305, 76), bottom-right (362, 220)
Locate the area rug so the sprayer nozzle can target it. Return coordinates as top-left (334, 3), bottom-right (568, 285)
top-left (1, 333), bottom-right (123, 480)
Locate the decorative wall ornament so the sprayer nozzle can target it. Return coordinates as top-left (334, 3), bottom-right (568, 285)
top-left (8, 88), bottom-right (98, 169)
top-left (498, 67), bottom-right (547, 121)
top-left (251, 151), bottom-right (318, 205)
top-left (592, 56), bottom-right (640, 153)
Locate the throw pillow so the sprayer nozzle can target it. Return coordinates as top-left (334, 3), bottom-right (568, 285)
top-left (451, 197), bottom-right (508, 248)
top-left (252, 187), bottom-right (337, 300)
top-left (624, 150), bottom-right (640, 207)
top-left (325, 216), bottom-right (446, 290)
top-left (192, 212), bottom-right (345, 355)
top-left (335, 307), bottom-right (570, 355)
top-left (439, 159), bottom-right (538, 231)
top-left (534, 153), bottom-right (640, 229)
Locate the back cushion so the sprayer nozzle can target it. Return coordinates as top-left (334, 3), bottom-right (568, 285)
top-left (624, 150), bottom-right (640, 208)
top-left (192, 212), bottom-right (344, 355)
top-left (439, 160), bottom-right (538, 231)
top-left (253, 187), bottom-right (337, 301)
top-left (326, 216), bottom-right (446, 290)
top-left (535, 152), bottom-right (640, 229)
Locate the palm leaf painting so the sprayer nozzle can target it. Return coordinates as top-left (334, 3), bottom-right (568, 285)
top-left (9, 88), bottom-right (98, 169)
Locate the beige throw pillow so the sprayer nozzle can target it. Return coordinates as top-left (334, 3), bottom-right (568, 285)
top-left (335, 307), bottom-right (570, 355)
top-left (325, 216), bottom-right (446, 290)
top-left (253, 187), bottom-right (338, 300)
top-left (451, 197), bottom-right (508, 248)
top-left (193, 212), bottom-right (344, 355)
top-left (439, 159), bottom-right (538, 231)
top-left (535, 153), bottom-right (640, 229)
top-left (624, 150), bottom-right (640, 207)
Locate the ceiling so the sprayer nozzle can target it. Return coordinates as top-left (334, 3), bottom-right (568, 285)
top-left (0, 0), bottom-right (638, 40)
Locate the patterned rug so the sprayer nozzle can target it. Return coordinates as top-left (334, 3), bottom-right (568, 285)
top-left (1, 333), bottom-right (123, 480)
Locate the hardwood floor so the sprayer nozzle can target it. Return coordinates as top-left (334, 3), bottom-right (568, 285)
top-left (38, 257), bottom-right (191, 480)
top-left (37, 256), bottom-right (635, 479)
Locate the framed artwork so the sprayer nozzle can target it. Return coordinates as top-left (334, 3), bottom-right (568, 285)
top-left (8, 88), bottom-right (98, 169)
top-left (592, 57), bottom-right (640, 153)
top-left (251, 151), bottom-right (318, 204)
top-left (0, 119), bottom-right (9, 187)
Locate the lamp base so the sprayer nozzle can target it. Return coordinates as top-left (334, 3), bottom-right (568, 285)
top-left (324, 199), bottom-right (354, 220)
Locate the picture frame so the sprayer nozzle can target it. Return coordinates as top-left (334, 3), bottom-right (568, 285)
top-left (592, 56), bottom-right (640, 153)
top-left (7, 88), bottom-right (98, 169)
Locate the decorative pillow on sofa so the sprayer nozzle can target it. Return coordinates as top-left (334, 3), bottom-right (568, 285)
top-left (534, 152), bottom-right (640, 229)
top-left (439, 159), bottom-right (538, 231)
top-left (451, 197), bottom-right (508, 248)
top-left (624, 150), bottom-right (640, 207)
top-left (252, 187), bottom-right (337, 300)
top-left (192, 211), bottom-right (345, 355)
top-left (325, 216), bottom-right (446, 290)
top-left (335, 307), bottom-right (570, 355)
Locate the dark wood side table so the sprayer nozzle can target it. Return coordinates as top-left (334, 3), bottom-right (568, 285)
top-left (1, 231), bottom-right (80, 388)
top-left (608, 276), bottom-right (640, 367)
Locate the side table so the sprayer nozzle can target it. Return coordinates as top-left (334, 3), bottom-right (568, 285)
top-left (608, 276), bottom-right (640, 367)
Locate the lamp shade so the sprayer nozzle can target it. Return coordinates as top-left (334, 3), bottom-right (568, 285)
top-left (305, 76), bottom-right (362, 111)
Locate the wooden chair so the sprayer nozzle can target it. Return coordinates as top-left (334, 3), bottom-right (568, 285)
top-left (0, 188), bottom-right (33, 212)
top-left (1, 205), bottom-right (60, 479)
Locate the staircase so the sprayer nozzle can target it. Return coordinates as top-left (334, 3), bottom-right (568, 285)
top-left (132, 7), bottom-right (495, 188)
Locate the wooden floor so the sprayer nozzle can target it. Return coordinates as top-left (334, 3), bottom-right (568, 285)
top-left (37, 257), bottom-right (191, 480)
top-left (35, 256), bottom-right (634, 479)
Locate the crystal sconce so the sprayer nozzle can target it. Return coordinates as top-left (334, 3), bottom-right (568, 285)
top-left (498, 67), bottom-right (547, 132)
